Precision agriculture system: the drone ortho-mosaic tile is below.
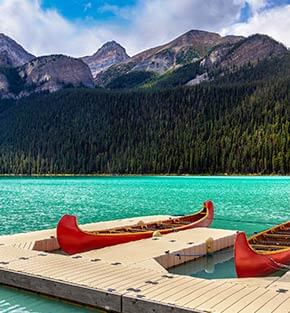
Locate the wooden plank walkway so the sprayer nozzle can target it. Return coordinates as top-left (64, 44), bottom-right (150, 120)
top-left (0, 221), bottom-right (289, 313)
top-left (80, 227), bottom-right (236, 270)
top-left (1, 245), bottom-right (289, 313)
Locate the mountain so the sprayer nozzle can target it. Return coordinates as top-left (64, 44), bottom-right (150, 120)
top-left (0, 55), bottom-right (94, 98)
top-left (0, 33), bottom-right (35, 67)
top-left (202, 34), bottom-right (287, 69)
top-left (94, 30), bottom-right (244, 86)
top-left (0, 34), bottom-right (94, 98)
top-left (82, 41), bottom-right (130, 78)
top-left (0, 30), bottom-right (289, 175)
top-left (95, 31), bottom-right (288, 89)
top-left (19, 55), bottom-right (94, 93)
top-left (0, 30), bottom-right (289, 97)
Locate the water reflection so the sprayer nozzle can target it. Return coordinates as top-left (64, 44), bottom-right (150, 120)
top-left (169, 248), bottom-right (237, 279)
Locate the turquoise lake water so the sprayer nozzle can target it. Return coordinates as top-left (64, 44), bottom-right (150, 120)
top-left (0, 176), bottom-right (289, 312)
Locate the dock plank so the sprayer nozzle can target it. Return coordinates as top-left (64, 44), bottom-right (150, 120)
top-left (175, 280), bottom-right (227, 307)
top-left (264, 294), bottom-right (290, 313)
top-left (187, 283), bottom-right (243, 309)
top-left (221, 287), bottom-right (268, 313)
top-left (196, 284), bottom-right (246, 311)
top-left (149, 277), bottom-right (206, 302)
top-left (210, 286), bottom-right (259, 312)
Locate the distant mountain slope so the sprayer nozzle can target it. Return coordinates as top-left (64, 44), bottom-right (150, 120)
top-left (95, 31), bottom-right (288, 89)
top-left (82, 41), bottom-right (130, 77)
top-left (211, 52), bottom-right (290, 85)
top-left (95, 30), bottom-right (236, 86)
top-left (203, 34), bottom-right (287, 69)
top-left (20, 55), bottom-right (94, 93)
top-left (0, 55), bottom-right (94, 98)
top-left (0, 33), bottom-right (35, 67)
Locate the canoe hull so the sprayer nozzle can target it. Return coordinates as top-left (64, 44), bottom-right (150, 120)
top-left (57, 200), bottom-right (214, 255)
top-left (234, 232), bottom-right (290, 278)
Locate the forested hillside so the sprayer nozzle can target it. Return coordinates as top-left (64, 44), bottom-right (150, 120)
top-left (0, 77), bottom-right (289, 175)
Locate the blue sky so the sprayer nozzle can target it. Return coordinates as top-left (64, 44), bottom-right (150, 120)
top-left (0, 0), bottom-right (289, 57)
top-left (42, 0), bottom-right (136, 21)
top-left (41, 0), bottom-right (290, 23)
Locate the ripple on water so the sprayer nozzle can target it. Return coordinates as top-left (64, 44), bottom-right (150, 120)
top-left (0, 176), bottom-right (289, 235)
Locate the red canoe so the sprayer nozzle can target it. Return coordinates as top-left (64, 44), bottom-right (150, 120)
top-left (57, 200), bottom-right (214, 254)
top-left (235, 221), bottom-right (290, 278)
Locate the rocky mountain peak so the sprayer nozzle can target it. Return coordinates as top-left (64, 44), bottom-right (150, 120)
top-left (202, 33), bottom-right (287, 69)
top-left (19, 54), bottom-right (94, 94)
top-left (173, 29), bottom-right (221, 44)
top-left (0, 33), bottom-right (35, 67)
top-left (82, 41), bottom-right (130, 77)
top-left (97, 40), bottom-right (125, 53)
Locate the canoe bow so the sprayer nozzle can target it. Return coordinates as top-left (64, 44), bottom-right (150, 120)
top-left (235, 231), bottom-right (290, 278)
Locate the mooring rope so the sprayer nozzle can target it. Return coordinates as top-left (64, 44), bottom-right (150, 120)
top-left (170, 248), bottom-right (233, 259)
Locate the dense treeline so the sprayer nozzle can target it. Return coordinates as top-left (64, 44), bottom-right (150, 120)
top-left (0, 77), bottom-right (289, 175)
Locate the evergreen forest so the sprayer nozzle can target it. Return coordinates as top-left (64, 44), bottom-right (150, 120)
top-left (0, 71), bottom-right (289, 175)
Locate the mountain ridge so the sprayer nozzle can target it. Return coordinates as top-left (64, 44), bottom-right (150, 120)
top-left (0, 33), bottom-right (35, 67)
top-left (0, 29), bottom-right (288, 97)
top-left (94, 31), bottom-right (288, 88)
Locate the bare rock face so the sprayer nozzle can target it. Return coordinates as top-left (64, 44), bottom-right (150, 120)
top-left (82, 41), bottom-right (130, 78)
top-left (186, 73), bottom-right (209, 86)
top-left (0, 74), bottom-right (9, 93)
top-left (202, 34), bottom-right (287, 69)
top-left (19, 55), bottom-right (94, 93)
top-left (0, 33), bottom-right (35, 67)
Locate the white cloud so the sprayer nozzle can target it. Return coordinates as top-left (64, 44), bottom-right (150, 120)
top-left (0, 0), bottom-right (108, 56)
top-left (247, 0), bottom-right (268, 13)
top-left (223, 4), bottom-right (290, 47)
top-left (123, 0), bottom-right (244, 52)
top-left (0, 0), bottom-right (288, 59)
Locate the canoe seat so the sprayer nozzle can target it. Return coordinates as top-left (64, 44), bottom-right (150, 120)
top-left (265, 234), bottom-right (290, 239)
top-left (274, 231), bottom-right (290, 235)
top-left (252, 244), bottom-right (289, 251)
top-left (255, 240), bottom-right (290, 247)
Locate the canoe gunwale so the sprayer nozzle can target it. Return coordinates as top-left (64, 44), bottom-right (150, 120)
top-left (79, 204), bottom-right (211, 237)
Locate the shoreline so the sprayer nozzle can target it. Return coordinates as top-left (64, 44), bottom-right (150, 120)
top-left (0, 173), bottom-right (289, 178)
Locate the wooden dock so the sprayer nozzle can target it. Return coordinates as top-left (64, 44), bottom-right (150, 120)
top-left (0, 216), bottom-right (289, 313)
